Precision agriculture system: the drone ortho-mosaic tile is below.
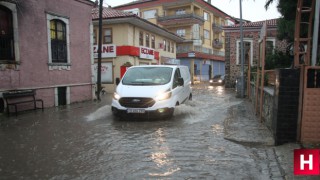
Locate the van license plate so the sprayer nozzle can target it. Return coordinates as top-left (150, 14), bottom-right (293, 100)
top-left (127, 109), bottom-right (145, 113)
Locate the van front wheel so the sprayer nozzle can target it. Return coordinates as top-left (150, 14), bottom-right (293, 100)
top-left (166, 108), bottom-right (174, 118)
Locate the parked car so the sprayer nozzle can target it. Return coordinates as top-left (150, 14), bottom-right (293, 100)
top-left (111, 65), bottom-right (192, 118)
top-left (209, 75), bottom-right (225, 85)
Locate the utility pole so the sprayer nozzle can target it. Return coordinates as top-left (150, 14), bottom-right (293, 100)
top-left (97, 0), bottom-right (103, 101)
top-left (311, 0), bottom-right (319, 66)
top-left (239, 0), bottom-right (245, 98)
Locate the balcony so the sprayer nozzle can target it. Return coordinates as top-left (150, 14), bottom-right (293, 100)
top-left (212, 23), bottom-right (223, 34)
top-left (212, 39), bottom-right (223, 49)
top-left (177, 44), bottom-right (225, 57)
top-left (158, 13), bottom-right (205, 26)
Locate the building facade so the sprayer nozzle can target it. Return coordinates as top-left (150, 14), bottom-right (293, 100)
top-left (223, 19), bottom-right (287, 88)
top-left (115, 0), bottom-right (232, 83)
top-left (91, 8), bottom-right (183, 93)
top-left (0, 0), bottom-right (94, 112)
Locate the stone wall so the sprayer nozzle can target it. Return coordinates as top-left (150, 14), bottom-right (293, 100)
top-left (224, 29), bottom-right (286, 88)
top-left (249, 83), bottom-right (274, 130)
top-left (249, 69), bottom-right (300, 145)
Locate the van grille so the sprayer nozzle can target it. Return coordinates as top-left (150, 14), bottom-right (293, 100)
top-left (119, 97), bottom-right (155, 108)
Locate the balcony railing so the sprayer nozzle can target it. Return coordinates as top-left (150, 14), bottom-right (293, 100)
top-left (212, 39), bottom-right (223, 49)
top-left (212, 23), bottom-right (223, 34)
top-left (158, 13), bottom-right (205, 23)
top-left (177, 44), bottom-right (225, 57)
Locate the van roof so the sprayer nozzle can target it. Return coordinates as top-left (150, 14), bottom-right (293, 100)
top-left (129, 65), bottom-right (187, 69)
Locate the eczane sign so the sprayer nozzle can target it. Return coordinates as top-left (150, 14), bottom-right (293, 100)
top-left (140, 47), bottom-right (154, 60)
top-left (93, 44), bottom-right (116, 58)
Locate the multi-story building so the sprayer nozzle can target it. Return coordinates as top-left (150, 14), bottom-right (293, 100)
top-left (91, 8), bottom-right (183, 92)
top-left (0, 0), bottom-right (94, 112)
top-left (115, 0), bottom-right (233, 83)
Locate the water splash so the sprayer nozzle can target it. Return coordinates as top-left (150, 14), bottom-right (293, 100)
top-left (86, 105), bottom-right (112, 121)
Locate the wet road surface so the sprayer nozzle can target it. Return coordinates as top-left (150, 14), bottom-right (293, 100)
top-left (0, 83), bottom-right (282, 179)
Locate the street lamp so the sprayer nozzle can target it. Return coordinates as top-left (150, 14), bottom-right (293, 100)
top-left (239, 0), bottom-right (245, 98)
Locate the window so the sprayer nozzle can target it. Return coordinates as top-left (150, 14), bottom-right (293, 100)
top-left (173, 68), bottom-right (181, 89)
top-left (145, 33), bottom-right (150, 47)
top-left (204, 29), bottom-right (210, 39)
top-left (151, 35), bottom-right (155, 49)
top-left (176, 29), bottom-right (185, 37)
top-left (163, 39), bottom-right (167, 51)
top-left (168, 41), bottom-right (171, 52)
top-left (103, 28), bottom-right (112, 44)
top-left (47, 13), bottom-right (70, 68)
top-left (204, 11), bottom-right (210, 21)
top-left (221, 20), bottom-right (225, 26)
top-left (0, 5), bottom-right (16, 62)
top-left (266, 39), bottom-right (276, 55)
top-left (176, 9), bottom-right (186, 15)
top-left (143, 9), bottom-right (157, 19)
top-left (93, 29), bottom-right (97, 45)
top-left (236, 39), bottom-right (253, 65)
top-left (50, 19), bottom-right (67, 63)
top-left (171, 42), bottom-right (174, 53)
top-left (139, 31), bottom-right (143, 46)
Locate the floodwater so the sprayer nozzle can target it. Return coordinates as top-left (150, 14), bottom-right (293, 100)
top-left (0, 83), bottom-right (278, 179)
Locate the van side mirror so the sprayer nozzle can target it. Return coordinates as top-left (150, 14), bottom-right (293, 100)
top-left (178, 77), bottom-right (184, 86)
top-left (116, 78), bottom-right (120, 85)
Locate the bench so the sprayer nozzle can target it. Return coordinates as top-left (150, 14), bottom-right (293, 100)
top-left (3, 90), bottom-right (44, 116)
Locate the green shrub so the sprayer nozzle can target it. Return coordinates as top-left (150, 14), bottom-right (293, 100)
top-left (265, 50), bottom-right (292, 70)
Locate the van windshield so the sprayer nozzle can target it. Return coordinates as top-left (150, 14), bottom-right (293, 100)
top-left (122, 67), bottom-right (173, 85)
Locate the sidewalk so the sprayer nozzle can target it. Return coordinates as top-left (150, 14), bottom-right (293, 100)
top-left (223, 99), bottom-right (274, 146)
top-left (223, 99), bottom-right (319, 180)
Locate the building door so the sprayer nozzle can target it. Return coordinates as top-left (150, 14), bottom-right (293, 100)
top-left (58, 87), bottom-right (67, 106)
top-left (0, 98), bottom-right (4, 113)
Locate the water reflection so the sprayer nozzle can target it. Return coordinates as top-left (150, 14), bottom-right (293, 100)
top-left (208, 85), bottom-right (225, 95)
top-left (149, 128), bottom-right (181, 177)
top-left (217, 86), bottom-right (224, 95)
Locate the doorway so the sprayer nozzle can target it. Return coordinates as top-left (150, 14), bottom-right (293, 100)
top-left (58, 87), bottom-right (67, 106)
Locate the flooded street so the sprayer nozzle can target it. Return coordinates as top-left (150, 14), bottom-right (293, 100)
top-left (0, 83), bottom-right (280, 179)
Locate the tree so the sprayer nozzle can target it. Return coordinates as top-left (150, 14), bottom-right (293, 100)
top-left (264, 0), bottom-right (311, 43)
top-left (264, 0), bottom-right (275, 10)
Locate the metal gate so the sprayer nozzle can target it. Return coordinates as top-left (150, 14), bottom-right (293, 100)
top-left (300, 66), bottom-right (320, 143)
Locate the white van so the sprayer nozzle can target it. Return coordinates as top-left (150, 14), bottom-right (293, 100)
top-left (111, 65), bottom-right (192, 118)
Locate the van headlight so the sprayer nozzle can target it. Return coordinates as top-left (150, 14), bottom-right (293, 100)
top-left (113, 92), bottom-right (121, 100)
top-left (209, 80), bottom-right (213, 83)
top-left (155, 92), bottom-right (172, 101)
top-left (218, 80), bottom-right (222, 83)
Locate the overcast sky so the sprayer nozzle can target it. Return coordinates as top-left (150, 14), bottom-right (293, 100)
top-left (100, 0), bottom-right (281, 22)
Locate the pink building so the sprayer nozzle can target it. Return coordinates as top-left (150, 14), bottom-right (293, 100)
top-left (0, 0), bottom-right (94, 112)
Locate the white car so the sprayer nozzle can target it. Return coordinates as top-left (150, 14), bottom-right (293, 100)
top-left (111, 65), bottom-right (192, 118)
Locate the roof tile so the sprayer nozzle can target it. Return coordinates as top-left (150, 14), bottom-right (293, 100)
top-left (92, 7), bottom-right (136, 19)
